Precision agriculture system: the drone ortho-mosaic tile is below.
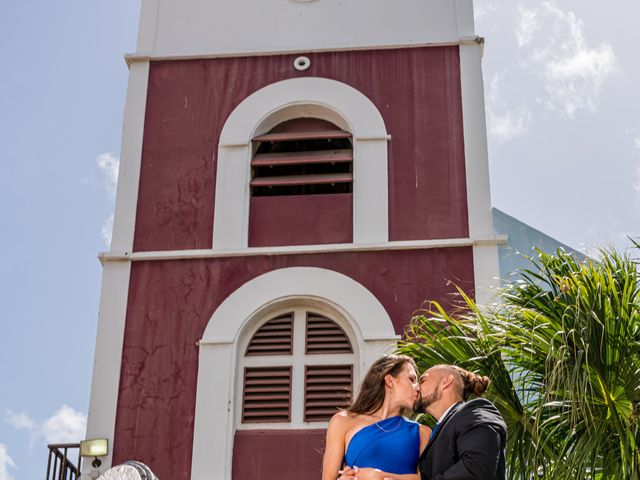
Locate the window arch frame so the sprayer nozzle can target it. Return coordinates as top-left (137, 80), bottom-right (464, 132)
top-left (190, 266), bottom-right (398, 480)
top-left (212, 77), bottom-right (390, 251)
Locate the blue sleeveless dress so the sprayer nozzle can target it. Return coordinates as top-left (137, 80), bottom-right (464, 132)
top-left (344, 416), bottom-right (420, 474)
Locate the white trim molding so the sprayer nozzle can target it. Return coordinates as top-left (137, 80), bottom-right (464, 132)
top-left (190, 267), bottom-right (398, 480)
top-left (99, 236), bottom-right (508, 264)
top-left (123, 37), bottom-right (485, 66)
top-left (212, 77), bottom-right (390, 251)
top-left (459, 43), bottom-right (500, 305)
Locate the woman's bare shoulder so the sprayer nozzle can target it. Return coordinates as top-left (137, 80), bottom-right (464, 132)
top-left (418, 423), bottom-right (432, 453)
top-left (329, 410), bottom-right (355, 424)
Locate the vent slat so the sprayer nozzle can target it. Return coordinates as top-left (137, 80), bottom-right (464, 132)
top-left (252, 149), bottom-right (353, 167)
top-left (253, 130), bottom-right (352, 142)
top-left (245, 379), bottom-right (291, 387)
top-left (251, 328), bottom-right (292, 334)
top-left (304, 365), bottom-right (353, 422)
top-left (246, 314), bottom-right (293, 356)
top-left (243, 395), bottom-right (291, 401)
top-left (306, 393), bottom-right (352, 400)
top-left (306, 369), bottom-right (352, 376)
top-left (305, 400), bottom-right (351, 407)
top-left (245, 369), bottom-right (291, 377)
top-left (305, 328), bottom-right (348, 334)
top-left (305, 379), bottom-right (351, 386)
top-left (246, 344), bottom-right (292, 350)
top-left (307, 340), bottom-right (352, 347)
top-left (254, 322), bottom-right (292, 329)
top-left (246, 338), bottom-right (292, 345)
top-left (250, 173), bottom-right (353, 187)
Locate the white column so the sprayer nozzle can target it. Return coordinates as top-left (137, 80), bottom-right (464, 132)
top-left (353, 138), bottom-right (389, 244)
top-left (212, 144), bottom-right (251, 250)
top-left (190, 343), bottom-right (235, 480)
top-left (84, 61), bottom-right (149, 475)
top-left (110, 61), bottom-right (149, 252)
top-left (459, 44), bottom-right (500, 305)
top-left (84, 261), bottom-right (132, 474)
top-left (135, 0), bottom-right (160, 54)
top-left (454, 0), bottom-right (475, 38)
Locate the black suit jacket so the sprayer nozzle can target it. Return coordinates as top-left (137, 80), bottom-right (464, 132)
top-left (418, 398), bottom-right (507, 480)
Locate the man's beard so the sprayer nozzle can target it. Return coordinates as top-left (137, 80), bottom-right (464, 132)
top-left (414, 385), bottom-right (440, 413)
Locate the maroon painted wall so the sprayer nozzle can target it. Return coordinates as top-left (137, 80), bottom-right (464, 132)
top-left (133, 46), bottom-right (468, 252)
top-left (232, 430), bottom-right (325, 480)
top-left (112, 248), bottom-right (474, 479)
top-left (249, 194), bottom-right (353, 247)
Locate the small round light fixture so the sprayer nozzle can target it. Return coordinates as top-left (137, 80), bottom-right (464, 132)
top-left (293, 56), bottom-right (311, 71)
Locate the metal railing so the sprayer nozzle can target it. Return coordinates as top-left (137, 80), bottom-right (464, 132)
top-left (46, 443), bottom-right (81, 480)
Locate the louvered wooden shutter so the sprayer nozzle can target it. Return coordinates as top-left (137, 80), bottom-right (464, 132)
top-left (304, 365), bottom-right (352, 422)
top-left (242, 366), bottom-right (292, 423)
top-left (245, 313), bottom-right (293, 356)
top-left (306, 314), bottom-right (352, 354)
top-left (251, 118), bottom-right (353, 195)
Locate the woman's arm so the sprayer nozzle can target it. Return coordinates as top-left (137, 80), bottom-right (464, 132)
top-left (418, 424), bottom-right (431, 455)
top-left (338, 467), bottom-right (418, 480)
top-left (322, 412), bottom-right (349, 480)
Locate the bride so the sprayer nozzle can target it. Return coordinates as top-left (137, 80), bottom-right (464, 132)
top-left (322, 354), bottom-right (430, 480)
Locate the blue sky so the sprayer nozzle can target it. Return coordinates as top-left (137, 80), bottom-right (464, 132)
top-left (0, 2), bottom-right (139, 479)
top-left (1, 1), bottom-right (639, 479)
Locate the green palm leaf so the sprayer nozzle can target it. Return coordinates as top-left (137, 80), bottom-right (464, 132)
top-left (399, 246), bottom-right (640, 479)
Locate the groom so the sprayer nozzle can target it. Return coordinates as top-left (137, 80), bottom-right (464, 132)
top-left (339, 364), bottom-right (506, 480)
top-left (414, 365), bottom-right (507, 480)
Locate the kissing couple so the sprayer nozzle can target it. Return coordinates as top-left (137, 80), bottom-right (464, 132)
top-left (323, 354), bottom-right (507, 480)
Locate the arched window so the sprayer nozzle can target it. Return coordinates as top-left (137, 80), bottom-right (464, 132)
top-left (238, 308), bottom-right (355, 428)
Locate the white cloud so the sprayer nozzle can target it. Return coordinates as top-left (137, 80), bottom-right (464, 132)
top-left (5, 411), bottom-right (36, 432)
top-left (101, 213), bottom-right (114, 248)
top-left (486, 72), bottom-right (533, 143)
top-left (516, 1), bottom-right (617, 117)
top-left (515, 6), bottom-right (540, 47)
top-left (5, 406), bottom-right (86, 447)
top-left (0, 444), bottom-right (16, 480)
top-left (96, 152), bottom-right (120, 199)
top-left (474, 0), bottom-right (499, 21)
top-left (96, 152), bottom-right (119, 247)
top-left (41, 406), bottom-right (87, 445)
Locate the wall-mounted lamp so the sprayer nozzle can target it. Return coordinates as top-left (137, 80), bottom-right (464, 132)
top-left (80, 438), bottom-right (109, 468)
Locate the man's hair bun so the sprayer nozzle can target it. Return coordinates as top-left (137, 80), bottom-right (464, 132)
top-left (454, 367), bottom-right (491, 400)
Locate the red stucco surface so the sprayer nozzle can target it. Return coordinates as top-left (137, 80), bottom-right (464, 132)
top-left (249, 193), bottom-right (353, 246)
top-left (133, 46), bottom-right (468, 251)
top-left (232, 430), bottom-right (326, 480)
top-left (112, 248), bottom-right (474, 479)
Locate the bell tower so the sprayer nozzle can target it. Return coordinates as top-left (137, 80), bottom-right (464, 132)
top-left (85, 1), bottom-right (500, 478)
